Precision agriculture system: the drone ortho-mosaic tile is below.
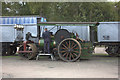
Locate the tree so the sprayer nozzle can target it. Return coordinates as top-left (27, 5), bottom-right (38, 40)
top-left (115, 1), bottom-right (120, 21)
top-left (2, 2), bottom-right (31, 16)
top-left (2, 2), bottom-right (119, 22)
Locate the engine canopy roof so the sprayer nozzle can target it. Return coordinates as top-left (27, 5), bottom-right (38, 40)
top-left (37, 22), bottom-right (99, 26)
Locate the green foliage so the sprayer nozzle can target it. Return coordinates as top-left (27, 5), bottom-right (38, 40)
top-left (115, 1), bottom-right (120, 21)
top-left (2, 2), bottom-right (119, 22)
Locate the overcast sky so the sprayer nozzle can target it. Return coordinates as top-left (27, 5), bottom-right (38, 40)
top-left (108, 0), bottom-right (120, 2)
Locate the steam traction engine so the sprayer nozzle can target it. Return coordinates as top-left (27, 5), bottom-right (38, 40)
top-left (18, 22), bottom-right (98, 62)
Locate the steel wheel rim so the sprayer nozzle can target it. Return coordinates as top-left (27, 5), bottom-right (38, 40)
top-left (58, 38), bottom-right (81, 62)
top-left (19, 46), bottom-right (27, 58)
top-left (26, 45), bottom-right (33, 59)
top-left (19, 44), bottom-right (37, 60)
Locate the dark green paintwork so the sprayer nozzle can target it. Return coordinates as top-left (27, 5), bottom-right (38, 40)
top-left (39, 36), bottom-right (93, 59)
top-left (38, 22), bottom-right (95, 59)
top-left (79, 41), bottom-right (93, 59)
top-left (39, 39), bottom-right (56, 49)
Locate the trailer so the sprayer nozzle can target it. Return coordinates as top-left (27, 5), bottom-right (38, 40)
top-left (0, 16), bottom-right (46, 56)
top-left (96, 22), bottom-right (120, 56)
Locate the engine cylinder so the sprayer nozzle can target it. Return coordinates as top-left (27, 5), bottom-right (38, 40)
top-left (39, 39), bottom-right (56, 49)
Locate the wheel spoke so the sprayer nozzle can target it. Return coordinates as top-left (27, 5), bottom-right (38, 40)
top-left (65, 41), bottom-right (69, 47)
top-left (62, 44), bottom-right (68, 49)
top-left (63, 52), bottom-right (67, 57)
top-left (74, 47), bottom-right (79, 49)
top-left (73, 53), bottom-right (78, 57)
top-left (71, 41), bottom-right (75, 48)
top-left (70, 52), bottom-right (74, 59)
top-left (60, 50), bottom-right (66, 53)
top-left (69, 53), bottom-right (71, 60)
top-left (71, 44), bottom-right (77, 49)
top-left (65, 52), bottom-right (69, 59)
top-left (69, 40), bottom-right (70, 48)
top-left (61, 47), bottom-right (67, 50)
top-left (73, 51), bottom-right (79, 53)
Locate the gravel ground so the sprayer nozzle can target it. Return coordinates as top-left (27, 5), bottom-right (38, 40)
top-left (1, 47), bottom-right (119, 78)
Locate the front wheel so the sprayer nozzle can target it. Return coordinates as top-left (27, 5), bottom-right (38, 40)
top-left (18, 43), bottom-right (37, 60)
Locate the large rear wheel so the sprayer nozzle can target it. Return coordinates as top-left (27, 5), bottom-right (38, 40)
top-left (58, 38), bottom-right (81, 62)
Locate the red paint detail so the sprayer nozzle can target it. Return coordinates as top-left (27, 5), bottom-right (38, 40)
top-left (23, 42), bottom-right (26, 51)
top-left (84, 47), bottom-right (88, 49)
top-left (17, 51), bottom-right (33, 53)
top-left (76, 33), bottom-right (79, 39)
top-left (17, 41), bottom-right (34, 53)
top-left (22, 41), bottom-right (34, 51)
